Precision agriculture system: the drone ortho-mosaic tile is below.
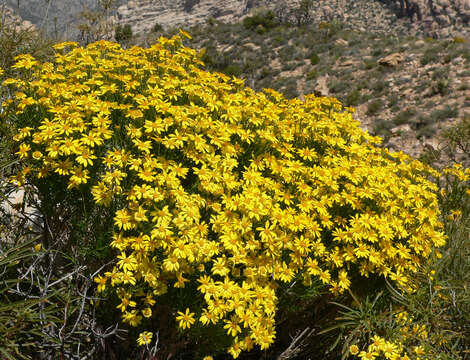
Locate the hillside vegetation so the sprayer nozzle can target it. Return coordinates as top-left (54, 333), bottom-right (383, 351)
top-left (134, 12), bottom-right (470, 162)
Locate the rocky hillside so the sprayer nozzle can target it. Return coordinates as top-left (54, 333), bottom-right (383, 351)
top-left (0, 3), bottom-right (35, 31)
top-left (383, 0), bottom-right (470, 38)
top-left (2, 0), bottom-right (126, 39)
top-left (114, 0), bottom-right (268, 34)
top-left (132, 10), bottom-right (470, 161)
top-left (114, 0), bottom-right (470, 39)
top-left (113, 0), bottom-right (419, 37)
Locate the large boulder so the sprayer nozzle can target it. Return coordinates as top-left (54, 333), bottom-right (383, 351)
top-left (378, 53), bottom-right (405, 67)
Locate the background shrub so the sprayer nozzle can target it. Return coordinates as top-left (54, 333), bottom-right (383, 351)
top-left (242, 10), bottom-right (278, 33)
top-left (115, 23), bottom-right (133, 43)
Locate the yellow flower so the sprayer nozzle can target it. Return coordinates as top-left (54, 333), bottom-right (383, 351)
top-left (338, 270), bottom-right (351, 289)
top-left (224, 318), bottom-right (242, 337)
top-left (142, 308), bottom-right (152, 318)
top-left (350, 344), bottom-right (359, 355)
top-left (94, 275), bottom-right (107, 292)
top-left (16, 144), bottom-right (31, 158)
top-left (358, 350), bottom-right (378, 360)
top-left (122, 310), bottom-right (142, 327)
top-left (137, 331), bottom-right (153, 346)
top-left (114, 209), bottom-right (133, 230)
top-left (12, 53), bottom-right (38, 69)
top-left (200, 308), bottom-right (218, 325)
top-left (176, 308), bottom-right (196, 329)
top-left (413, 346), bottom-right (425, 356)
top-left (116, 252), bottom-right (137, 273)
top-left (179, 29), bottom-right (192, 39)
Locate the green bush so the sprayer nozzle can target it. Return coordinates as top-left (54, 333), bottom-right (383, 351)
top-left (429, 79), bottom-right (451, 96)
top-left (388, 94), bottom-right (399, 109)
top-left (309, 52), bottom-right (320, 65)
top-left (430, 105), bottom-right (459, 122)
top-left (420, 48), bottom-right (440, 66)
top-left (372, 79), bottom-right (387, 95)
top-left (329, 80), bottom-right (349, 94)
top-left (0, 13), bottom-right (54, 75)
top-left (306, 69), bottom-right (318, 80)
top-left (223, 64), bottom-right (242, 77)
top-left (152, 22), bottom-right (163, 33)
top-left (115, 24), bottom-right (133, 43)
top-left (242, 10), bottom-right (278, 33)
top-left (392, 108), bottom-right (417, 125)
top-left (366, 99), bottom-right (384, 115)
top-left (345, 89), bottom-right (362, 106)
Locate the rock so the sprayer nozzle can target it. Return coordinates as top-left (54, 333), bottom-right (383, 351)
top-left (391, 123), bottom-right (412, 134)
top-left (385, 0), bottom-right (470, 38)
top-left (378, 53), bottom-right (405, 66)
top-left (437, 0), bottom-right (451, 7)
top-left (335, 38), bottom-right (348, 46)
top-left (339, 59), bottom-right (354, 67)
top-left (315, 75), bottom-right (330, 97)
top-left (243, 42), bottom-right (259, 51)
top-left (402, 88), bottom-right (414, 97)
top-left (0, 5), bottom-right (36, 32)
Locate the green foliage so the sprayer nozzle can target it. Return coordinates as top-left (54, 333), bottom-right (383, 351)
top-left (223, 63), bottom-right (242, 77)
top-left (345, 89), bottom-right (362, 107)
top-left (306, 69), bottom-right (317, 81)
top-left (453, 36), bottom-right (467, 44)
top-left (309, 51), bottom-right (320, 65)
top-left (429, 105), bottom-right (459, 123)
top-left (366, 99), bottom-right (384, 115)
top-left (429, 79), bottom-right (451, 96)
top-left (0, 238), bottom-right (49, 360)
top-left (372, 118), bottom-right (393, 140)
top-left (371, 79), bottom-right (387, 96)
top-left (317, 21), bottom-right (344, 41)
top-left (152, 22), bottom-right (163, 33)
top-left (420, 47), bottom-right (440, 66)
top-left (441, 116), bottom-right (470, 166)
top-left (388, 94), bottom-right (399, 109)
top-left (393, 108), bottom-right (417, 125)
top-left (363, 59), bottom-right (377, 70)
top-left (329, 79), bottom-right (349, 94)
top-left (115, 23), bottom-right (133, 43)
top-left (242, 10), bottom-right (278, 34)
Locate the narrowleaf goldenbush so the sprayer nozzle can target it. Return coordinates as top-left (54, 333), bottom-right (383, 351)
top-left (343, 164), bottom-right (470, 360)
top-left (1, 33), bottom-right (447, 357)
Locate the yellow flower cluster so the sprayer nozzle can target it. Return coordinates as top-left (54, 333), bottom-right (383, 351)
top-left (350, 311), bottom-right (431, 360)
top-left (3, 33), bottom-right (446, 357)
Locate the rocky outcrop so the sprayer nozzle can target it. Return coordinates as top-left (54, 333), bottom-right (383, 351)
top-left (382, 0), bottom-right (470, 37)
top-left (2, 0), bottom-right (126, 40)
top-left (378, 53), bottom-right (405, 66)
top-left (113, 0), bottom-right (470, 39)
top-left (114, 0), bottom-right (419, 39)
top-left (0, 4), bottom-right (35, 32)
top-left (113, 0), bottom-right (273, 35)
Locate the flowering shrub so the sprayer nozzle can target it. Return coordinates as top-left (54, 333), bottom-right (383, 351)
top-left (2, 33), bottom-right (446, 357)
